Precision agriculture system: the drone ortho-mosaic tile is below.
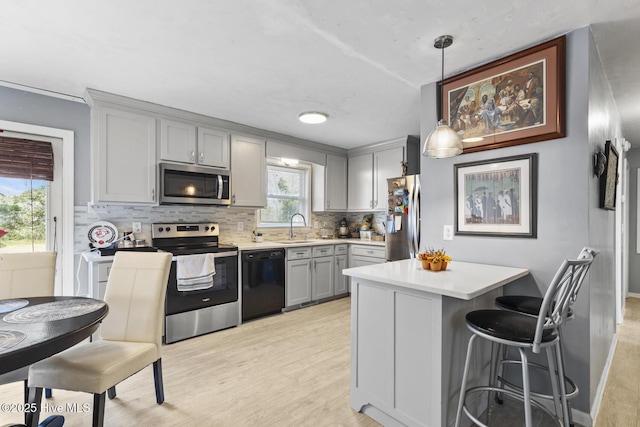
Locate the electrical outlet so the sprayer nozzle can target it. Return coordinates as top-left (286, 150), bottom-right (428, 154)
top-left (132, 222), bottom-right (142, 234)
top-left (443, 225), bottom-right (453, 241)
top-left (237, 222), bottom-right (244, 231)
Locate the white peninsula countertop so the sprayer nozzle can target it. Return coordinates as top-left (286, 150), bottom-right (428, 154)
top-left (343, 258), bottom-right (529, 427)
top-left (342, 258), bottom-right (528, 300)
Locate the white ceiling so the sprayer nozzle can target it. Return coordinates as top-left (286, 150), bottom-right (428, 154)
top-left (2, 1), bottom-right (640, 150)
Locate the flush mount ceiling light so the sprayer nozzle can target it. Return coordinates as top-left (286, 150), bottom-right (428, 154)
top-left (298, 111), bottom-right (328, 124)
top-left (423, 35), bottom-right (463, 159)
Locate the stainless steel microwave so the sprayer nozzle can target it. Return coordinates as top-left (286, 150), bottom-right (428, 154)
top-left (159, 163), bottom-right (231, 206)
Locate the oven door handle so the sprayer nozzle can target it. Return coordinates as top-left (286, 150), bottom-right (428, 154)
top-left (171, 251), bottom-right (238, 261)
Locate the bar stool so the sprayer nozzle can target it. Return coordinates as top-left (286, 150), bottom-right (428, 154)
top-left (494, 247), bottom-right (598, 426)
top-left (454, 251), bottom-right (596, 427)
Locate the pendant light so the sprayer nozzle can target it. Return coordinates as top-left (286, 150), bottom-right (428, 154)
top-left (422, 35), bottom-right (463, 158)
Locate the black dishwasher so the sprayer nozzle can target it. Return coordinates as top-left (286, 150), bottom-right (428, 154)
top-left (242, 248), bottom-right (286, 321)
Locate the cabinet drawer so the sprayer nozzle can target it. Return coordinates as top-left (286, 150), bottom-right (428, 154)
top-left (351, 245), bottom-right (385, 259)
top-left (98, 263), bottom-right (112, 282)
top-left (312, 245), bottom-right (334, 257)
top-left (334, 244), bottom-right (348, 255)
top-left (287, 247), bottom-right (311, 259)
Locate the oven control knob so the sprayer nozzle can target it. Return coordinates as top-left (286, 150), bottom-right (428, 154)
top-left (205, 226), bottom-right (210, 231)
top-left (166, 227), bottom-right (171, 232)
top-left (158, 227), bottom-right (164, 232)
top-left (210, 225), bottom-right (216, 232)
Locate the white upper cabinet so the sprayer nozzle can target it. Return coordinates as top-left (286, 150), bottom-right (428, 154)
top-left (347, 153), bottom-right (374, 211)
top-left (92, 105), bottom-right (157, 204)
top-left (231, 134), bottom-right (266, 207)
top-left (160, 119), bottom-right (230, 169)
top-left (348, 146), bottom-right (403, 211)
top-left (312, 154), bottom-right (347, 212)
top-left (198, 126), bottom-right (230, 169)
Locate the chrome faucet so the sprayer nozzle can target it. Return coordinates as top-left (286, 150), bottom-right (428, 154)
top-left (290, 212), bottom-right (307, 240)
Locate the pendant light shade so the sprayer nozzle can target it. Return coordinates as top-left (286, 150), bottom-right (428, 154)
top-left (423, 35), bottom-right (463, 159)
top-left (423, 119), bottom-right (463, 158)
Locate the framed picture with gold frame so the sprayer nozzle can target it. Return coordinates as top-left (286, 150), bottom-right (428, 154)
top-left (442, 36), bottom-right (565, 154)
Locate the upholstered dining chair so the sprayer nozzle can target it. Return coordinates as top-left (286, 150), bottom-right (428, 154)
top-left (28, 251), bottom-right (172, 427)
top-left (0, 252), bottom-right (57, 423)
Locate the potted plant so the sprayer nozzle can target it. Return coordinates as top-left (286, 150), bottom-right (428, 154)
top-left (418, 247), bottom-right (452, 271)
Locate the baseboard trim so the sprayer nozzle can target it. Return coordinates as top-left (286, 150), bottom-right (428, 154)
top-left (589, 334), bottom-right (619, 425)
top-left (627, 292), bottom-right (640, 299)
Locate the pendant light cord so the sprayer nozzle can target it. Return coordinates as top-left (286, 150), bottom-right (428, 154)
top-left (440, 43), bottom-right (444, 122)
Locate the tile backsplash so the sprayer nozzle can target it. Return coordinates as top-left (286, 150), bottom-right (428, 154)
top-left (74, 205), bottom-right (387, 253)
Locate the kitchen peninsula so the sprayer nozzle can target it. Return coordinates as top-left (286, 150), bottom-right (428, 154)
top-left (343, 259), bottom-right (529, 427)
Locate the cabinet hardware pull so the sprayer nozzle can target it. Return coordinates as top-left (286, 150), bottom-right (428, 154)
top-left (151, 189), bottom-right (155, 200)
top-left (199, 152), bottom-right (204, 163)
top-left (191, 151), bottom-right (195, 162)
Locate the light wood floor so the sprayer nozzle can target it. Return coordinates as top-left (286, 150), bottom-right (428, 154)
top-left (0, 297), bottom-right (381, 426)
top-left (594, 297), bottom-right (640, 426)
top-left (2, 296), bottom-right (638, 426)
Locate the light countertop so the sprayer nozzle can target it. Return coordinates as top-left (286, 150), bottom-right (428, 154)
top-left (83, 239), bottom-right (385, 262)
top-left (233, 238), bottom-right (384, 250)
top-left (343, 259), bottom-right (529, 300)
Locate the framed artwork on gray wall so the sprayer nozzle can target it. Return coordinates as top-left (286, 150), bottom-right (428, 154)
top-left (599, 140), bottom-right (619, 210)
top-left (442, 36), bottom-right (565, 154)
top-left (454, 153), bottom-right (538, 238)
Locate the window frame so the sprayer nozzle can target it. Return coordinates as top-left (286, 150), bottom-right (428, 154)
top-left (258, 159), bottom-right (311, 229)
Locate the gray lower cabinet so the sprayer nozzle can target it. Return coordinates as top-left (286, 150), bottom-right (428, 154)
top-left (312, 256), bottom-right (334, 300)
top-left (334, 244), bottom-right (349, 295)
top-left (334, 254), bottom-right (348, 295)
top-left (286, 255), bottom-right (312, 306)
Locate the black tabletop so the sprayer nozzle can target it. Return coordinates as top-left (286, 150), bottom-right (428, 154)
top-left (0, 296), bottom-right (109, 375)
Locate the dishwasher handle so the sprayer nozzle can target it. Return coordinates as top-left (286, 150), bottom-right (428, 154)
top-left (242, 249), bottom-right (285, 262)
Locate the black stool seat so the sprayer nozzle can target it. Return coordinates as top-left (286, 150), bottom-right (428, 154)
top-left (466, 310), bottom-right (557, 344)
top-left (495, 295), bottom-right (573, 318)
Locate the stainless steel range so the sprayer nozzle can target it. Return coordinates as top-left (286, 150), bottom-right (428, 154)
top-left (152, 222), bottom-right (238, 344)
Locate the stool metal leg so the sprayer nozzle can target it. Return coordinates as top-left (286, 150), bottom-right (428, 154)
top-left (555, 341), bottom-right (571, 427)
top-left (546, 346), bottom-right (562, 419)
top-left (455, 334), bottom-right (478, 427)
top-left (557, 328), bottom-right (575, 427)
top-left (518, 348), bottom-right (533, 427)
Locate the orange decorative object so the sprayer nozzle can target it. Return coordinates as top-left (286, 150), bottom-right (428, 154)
top-left (441, 261), bottom-right (448, 271)
top-left (421, 260), bottom-right (431, 270)
top-left (430, 261), bottom-right (442, 271)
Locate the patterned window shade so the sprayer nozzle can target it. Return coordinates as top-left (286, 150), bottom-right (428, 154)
top-left (0, 136), bottom-right (54, 181)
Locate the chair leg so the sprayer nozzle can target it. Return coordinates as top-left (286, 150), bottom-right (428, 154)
top-left (555, 342), bottom-right (571, 427)
top-left (153, 358), bottom-right (165, 404)
top-left (107, 386), bottom-right (116, 399)
top-left (557, 330), bottom-right (575, 427)
top-left (455, 334), bottom-right (477, 427)
top-left (23, 380), bottom-right (29, 425)
top-left (25, 386), bottom-right (43, 427)
top-left (545, 347), bottom-right (562, 418)
top-left (92, 392), bottom-right (106, 427)
top-left (518, 348), bottom-right (532, 427)
top-left (488, 342), bottom-right (499, 416)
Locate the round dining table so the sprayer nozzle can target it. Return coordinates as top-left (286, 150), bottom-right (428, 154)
top-left (0, 296), bottom-right (109, 376)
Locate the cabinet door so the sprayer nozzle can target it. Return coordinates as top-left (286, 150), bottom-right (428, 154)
top-left (374, 147), bottom-right (404, 211)
top-left (348, 153), bottom-right (373, 211)
top-left (286, 259), bottom-right (312, 306)
top-left (312, 256), bottom-right (334, 300)
top-left (231, 134), bottom-right (266, 207)
top-left (334, 254), bottom-right (349, 295)
top-left (94, 106), bottom-right (157, 204)
top-left (159, 118), bottom-right (197, 164)
top-left (326, 154), bottom-right (347, 210)
top-left (198, 126), bottom-right (230, 169)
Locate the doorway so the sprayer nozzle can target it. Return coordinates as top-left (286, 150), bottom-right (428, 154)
top-left (0, 120), bottom-right (74, 295)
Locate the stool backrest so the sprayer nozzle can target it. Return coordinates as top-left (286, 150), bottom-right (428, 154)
top-left (533, 248), bottom-right (597, 353)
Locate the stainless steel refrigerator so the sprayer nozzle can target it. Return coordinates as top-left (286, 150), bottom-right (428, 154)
top-left (385, 175), bottom-right (420, 261)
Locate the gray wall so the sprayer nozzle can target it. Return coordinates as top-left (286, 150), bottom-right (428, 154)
top-left (0, 85), bottom-right (91, 205)
top-left (419, 27), bottom-right (618, 414)
top-left (629, 149), bottom-right (640, 294)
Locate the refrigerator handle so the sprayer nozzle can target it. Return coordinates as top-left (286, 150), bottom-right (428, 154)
top-left (411, 178), bottom-right (421, 257)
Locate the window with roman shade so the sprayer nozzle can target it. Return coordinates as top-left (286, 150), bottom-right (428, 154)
top-left (0, 136), bottom-right (54, 181)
